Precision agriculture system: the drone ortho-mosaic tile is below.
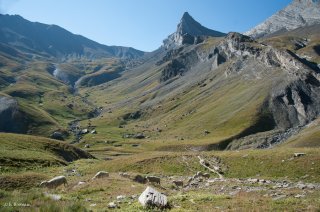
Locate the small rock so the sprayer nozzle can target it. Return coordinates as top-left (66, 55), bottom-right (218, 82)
top-left (108, 202), bottom-right (117, 208)
top-left (294, 153), bottom-right (306, 157)
top-left (172, 180), bottom-right (184, 187)
top-left (195, 171), bottom-right (203, 178)
top-left (133, 175), bottom-right (146, 184)
top-left (297, 183), bottom-right (307, 189)
top-left (84, 144), bottom-right (90, 148)
top-left (202, 173), bottom-right (210, 178)
top-left (119, 172), bottom-right (130, 178)
top-left (134, 133), bottom-right (145, 139)
top-left (248, 178), bottom-right (259, 183)
top-left (131, 194), bottom-right (138, 199)
top-left (295, 194), bottom-right (305, 198)
top-left (306, 184), bottom-right (316, 190)
top-left (90, 203), bottom-right (97, 207)
top-left (92, 171), bottom-right (109, 180)
top-left (78, 181), bottom-right (86, 185)
top-left (117, 195), bottom-right (126, 201)
top-left (91, 130), bottom-right (97, 134)
top-left (81, 129), bottom-right (89, 134)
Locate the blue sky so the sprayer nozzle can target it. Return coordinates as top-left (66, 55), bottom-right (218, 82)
top-left (1, 0), bottom-right (292, 51)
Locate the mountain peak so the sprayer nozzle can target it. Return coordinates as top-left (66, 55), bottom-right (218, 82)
top-left (181, 12), bottom-right (192, 20)
top-left (163, 12), bottom-right (225, 48)
top-left (246, 0), bottom-right (320, 38)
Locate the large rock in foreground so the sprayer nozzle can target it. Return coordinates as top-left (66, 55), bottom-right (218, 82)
top-left (138, 186), bottom-right (168, 208)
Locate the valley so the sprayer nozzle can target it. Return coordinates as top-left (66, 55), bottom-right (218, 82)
top-left (0, 0), bottom-right (320, 211)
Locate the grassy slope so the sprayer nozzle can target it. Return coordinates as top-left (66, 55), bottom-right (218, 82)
top-left (78, 65), bottom-right (279, 154)
top-left (0, 61), bottom-right (96, 136)
top-left (282, 118), bottom-right (320, 148)
top-left (0, 133), bottom-right (93, 172)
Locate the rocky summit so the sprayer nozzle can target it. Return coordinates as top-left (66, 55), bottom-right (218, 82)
top-left (163, 12), bottom-right (225, 48)
top-left (245, 0), bottom-right (320, 38)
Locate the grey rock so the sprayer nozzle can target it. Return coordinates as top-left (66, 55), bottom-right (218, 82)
top-left (116, 195), bottom-right (126, 201)
top-left (134, 133), bottom-right (145, 139)
top-left (133, 175), bottom-right (147, 184)
top-left (108, 202), bottom-right (117, 208)
top-left (92, 171), bottom-right (109, 180)
top-left (297, 183), bottom-right (307, 189)
top-left (138, 186), bottom-right (168, 208)
top-left (172, 180), bottom-right (184, 187)
top-left (146, 176), bottom-right (161, 185)
top-left (119, 172), bottom-right (130, 178)
top-left (81, 129), bottom-right (89, 134)
top-left (294, 153), bottom-right (306, 157)
top-left (51, 131), bottom-right (65, 141)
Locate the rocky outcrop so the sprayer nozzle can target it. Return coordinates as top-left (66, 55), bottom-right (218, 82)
top-left (271, 78), bottom-right (320, 129)
top-left (0, 96), bottom-right (27, 133)
top-left (163, 12), bottom-right (225, 49)
top-left (245, 0), bottom-right (320, 38)
top-left (53, 64), bottom-right (83, 86)
top-left (159, 47), bottom-right (200, 82)
top-left (215, 33), bottom-right (320, 129)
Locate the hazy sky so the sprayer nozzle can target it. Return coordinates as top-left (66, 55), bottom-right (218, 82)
top-left (1, 0), bottom-right (292, 51)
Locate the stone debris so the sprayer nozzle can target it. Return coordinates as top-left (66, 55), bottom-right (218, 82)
top-left (92, 171), bottom-right (109, 180)
top-left (108, 202), bottom-right (117, 208)
top-left (117, 195), bottom-right (126, 201)
top-left (81, 129), bottom-right (88, 134)
top-left (294, 153), bottom-right (306, 157)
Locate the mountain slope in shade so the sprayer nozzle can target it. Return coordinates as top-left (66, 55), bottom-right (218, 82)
top-left (163, 12), bottom-right (226, 48)
top-left (0, 14), bottom-right (144, 59)
top-left (245, 0), bottom-right (320, 38)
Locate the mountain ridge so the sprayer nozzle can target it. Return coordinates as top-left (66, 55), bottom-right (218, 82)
top-left (245, 0), bottom-right (320, 38)
top-left (0, 14), bottom-right (145, 59)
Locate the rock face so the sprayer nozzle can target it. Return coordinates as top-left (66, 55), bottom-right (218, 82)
top-left (245, 0), bottom-right (320, 38)
top-left (138, 186), bottom-right (168, 208)
top-left (163, 12), bottom-right (225, 49)
top-left (0, 96), bottom-right (27, 133)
